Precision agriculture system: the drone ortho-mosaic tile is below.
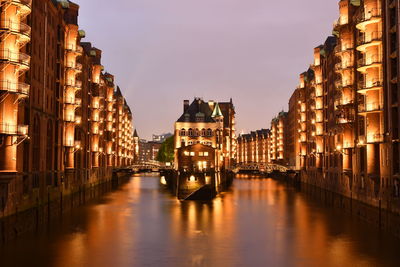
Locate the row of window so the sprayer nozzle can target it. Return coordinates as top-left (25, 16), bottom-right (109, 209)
top-left (183, 151), bottom-right (210, 157)
top-left (180, 128), bottom-right (213, 137)
top-left (185, 140), bottom-right (213, 146)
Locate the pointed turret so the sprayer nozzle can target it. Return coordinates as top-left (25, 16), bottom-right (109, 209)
top-left (211, 103), bottom-right (223, 118)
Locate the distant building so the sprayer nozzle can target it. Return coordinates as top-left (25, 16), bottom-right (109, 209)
top-left (269, 111), bottom-right (289, 165)
top-left (152, 133), bottom-right (173, 143)
top-left (139, 139), bottom-right (162, 163)
top-left (237, 129), bottom-right (270, 164)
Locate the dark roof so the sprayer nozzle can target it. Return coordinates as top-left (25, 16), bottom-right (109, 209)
top-left (238, 129), bottom-right (269, 141)
top-left (176, 98), bottom-right (215, 123)
top-left (134, 129), bottom-right (139, 138)
top-left (324, 36), bottom-right (338, 53)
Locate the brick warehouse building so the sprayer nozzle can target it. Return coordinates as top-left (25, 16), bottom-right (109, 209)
top-left (237, 129), bottom-right (270, 165)
top-left (0, 0), bottom-right (135, 218)
top-left (273, 0), bottom-right (400, 214)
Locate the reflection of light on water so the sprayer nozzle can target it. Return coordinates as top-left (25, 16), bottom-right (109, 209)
top-left (160, 176), bottom-right (167, 185)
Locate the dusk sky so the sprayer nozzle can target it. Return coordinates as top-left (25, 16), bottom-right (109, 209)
top-left (76, 0), bottom-right (339, 139)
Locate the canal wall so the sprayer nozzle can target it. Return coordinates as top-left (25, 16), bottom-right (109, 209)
top-left (0, 171), bottom-right (132, 244)
top-left (278, 172), bottom-right (400, 238)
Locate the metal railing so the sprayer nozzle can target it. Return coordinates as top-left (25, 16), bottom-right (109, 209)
top-left (357, 54), bottom-right (382, 68)
top-left (335, 61), bottom-right (353, 71)
top-left (0, 49), bottom-right (30, 67)
top-left (357, 31), bottom-right (382, 46)
top-left (0, 19), bottom-right (31, 37)
top-left (65, 44), bottom-right (83, 54)
top-left (358, 78), bottom-right (383, 90)
top-left (0, 123), bottom-right (28, 135)
top-left (367, 133), bottom-right (384, 143)
top-left (356, 8), bottom-right (382, 24)
top-left (65, 61), bottom-right (82, 71)
top-left (0, 80), bottom-right (29, 95)
top-left (358, 102), bottom-right (383, 113)
top-left (334, 42), bottom-right (353, 54)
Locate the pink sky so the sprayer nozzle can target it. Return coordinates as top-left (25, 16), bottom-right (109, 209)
top-left (76, 0), bottom-right (339, 139)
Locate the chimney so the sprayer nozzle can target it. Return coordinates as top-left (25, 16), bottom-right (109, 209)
top-left (184, 100), bottom-right (189, 113)
top-left (208, 100), bottom-right (215, 110)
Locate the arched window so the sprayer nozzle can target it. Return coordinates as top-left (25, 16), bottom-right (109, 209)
top-left (195, 129), bottom-right (199, 137)
top-left (188, 128), bottom-right (193, 137)
top-left (180, 128), bottom-right (186, 136)
top-left (207, 129), bottom-right (212, 137)
top-left (201, 128), bottom-right (206, 136)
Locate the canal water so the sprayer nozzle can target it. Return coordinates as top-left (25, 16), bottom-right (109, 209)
top-left (1, 174), bottom-right (400, 267)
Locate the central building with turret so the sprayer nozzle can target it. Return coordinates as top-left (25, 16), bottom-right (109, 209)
top-left (174, 98), bottom-right (236, 171)
top-left (169, 98), bottom-right (236, 199)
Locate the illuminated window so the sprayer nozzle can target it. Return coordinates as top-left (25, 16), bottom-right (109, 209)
top-left (190, 152), bottom-right (195, 156)
top-left (184, 151), bottom-right (189, 156)
top-left (199, 152), bottom-right (204, 156)
top-left (204, 152), bottom-right (209, 156)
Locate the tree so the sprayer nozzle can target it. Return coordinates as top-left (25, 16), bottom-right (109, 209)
top-left (156, 135), bottom-right (175, 163)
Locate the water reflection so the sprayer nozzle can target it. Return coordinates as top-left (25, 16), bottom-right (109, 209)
top-left (1, 174), bottom-right (399, 267)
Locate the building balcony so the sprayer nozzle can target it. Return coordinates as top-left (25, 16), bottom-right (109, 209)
top-left (0, 49), bottom-right (30, 69)
top-left (64, 97), bottom-right (81, 106)
top-left (336, 116), bottom-right (355, 124)
top-left (335, 61), bottom-right (354, 72)
top-left (358, 102), bottom-right (383, 114)
top-left (335, 79), bottom-right (353, 89)
top-left (65, 79), bottom-right (82, 90)
top-left (334, 42), bottom-right (353, 55)
top-left (65, 61), bottom-right (82, 72)
top-left (64, 114), bottom-right (75, 123)
top-left (356, 8), bottom-right (382, 31)
top-left (366, 133), bottom-right (384, 143)
top-left (357, 55), bottom-right (382, 73)
top-left (357, 79), bottom-right (383, 93)
top-left (2, 0), bottom-right (32, 16)
top-left (65, 44), bottom-right (83, 55)
top-left (356, 31), bottom-right (382, 52)
top-left (0, 80), bottom-right (29, 97)
top-left (0, 123), bottom-right (28, 136)
top-left (0, 19), bottom-right (31, 43)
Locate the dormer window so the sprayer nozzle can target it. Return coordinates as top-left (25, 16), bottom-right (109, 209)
top-left (184, 113), bottom-right (190, 122)
top-left (195, 112), bottom-right (205, 122)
